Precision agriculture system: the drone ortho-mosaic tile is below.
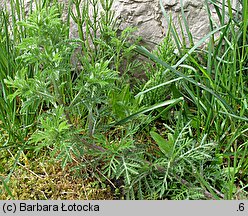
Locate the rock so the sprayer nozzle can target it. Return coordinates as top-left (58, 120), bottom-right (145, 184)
top-left (113, 0), bottom-right (208, 47)
top-left (112, 0), bottom-right (241, 48)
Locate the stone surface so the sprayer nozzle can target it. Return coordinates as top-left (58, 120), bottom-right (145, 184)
top-left (0, 0), bottom-right (241, 48)
top-left (112, 0), bottom-right (241, 47)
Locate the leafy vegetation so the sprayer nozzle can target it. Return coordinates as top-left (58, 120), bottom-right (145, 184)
top-left (0, 0), bottom-right (247, 200)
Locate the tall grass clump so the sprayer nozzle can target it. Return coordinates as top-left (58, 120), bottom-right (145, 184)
top-left (134, 0), bottom-right (248, 199)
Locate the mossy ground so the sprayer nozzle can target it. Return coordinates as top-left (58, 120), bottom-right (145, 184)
top-left (0, 153), bottom-right (114, 200)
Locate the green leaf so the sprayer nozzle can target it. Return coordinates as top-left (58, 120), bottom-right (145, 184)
top-left (0, 176), bottom-right (14, 199)
top-left (58, 120), bottom-right (70, 133)
top-left (112, 97), bottom-right (183, 126)
top-left (150, 131), bottom-right (174, 158)
top-left (194, 169), bottom-right (220, 200)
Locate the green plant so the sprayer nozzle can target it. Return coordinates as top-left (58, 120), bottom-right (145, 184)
top-left (128, 0), bottom-right (248, 199)
top-left (1, 0), bottom-right (247, 200)
top-left (141, 31), bottom-right (177, 106)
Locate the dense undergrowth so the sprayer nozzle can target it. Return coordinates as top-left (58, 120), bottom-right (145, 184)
top-left (0, 0), bottom-right (247, 199)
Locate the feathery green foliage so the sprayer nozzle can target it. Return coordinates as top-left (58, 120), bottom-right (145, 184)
top-left (0, 0), bottom-right (247, 200)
